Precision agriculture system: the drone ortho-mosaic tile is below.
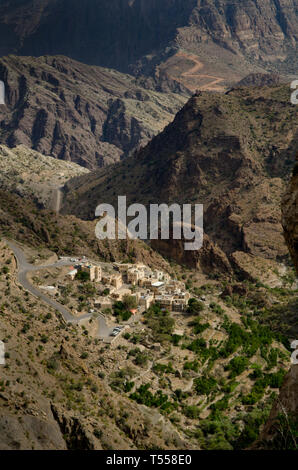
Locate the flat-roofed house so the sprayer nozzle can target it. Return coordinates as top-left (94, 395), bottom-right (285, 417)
top-left (102, 273), bottom-right (123, 289)
top-left (172, 299), bottom-right (187, 312)
top-left (155, 294), bottom-right (173, 309)
top-left (67, 268), bottom-right (78, 281)
top-left (127, 268), bottom-right (140, 285)
top-left (151, 281), bottom-right (165, 293)
top-left (94, 297), bottom-right (113, 309)
top-left (139, 294), bottom-right (154, 310)
top-left (111, 287), bottom-right (132, 301)
top-left (80, 264), bottom-right (102, 282)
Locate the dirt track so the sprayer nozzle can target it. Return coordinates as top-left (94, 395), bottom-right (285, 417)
top-left (172, 51), bottom-right (225, 92)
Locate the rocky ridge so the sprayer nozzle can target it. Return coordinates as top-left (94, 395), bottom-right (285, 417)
top-left (0, 55), bottom-right (187, 169)
top-left (0, 0), bottom-right (297, 78)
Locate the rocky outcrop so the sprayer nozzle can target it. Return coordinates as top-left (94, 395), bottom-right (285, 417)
top-left (255, 365), bottom-right (298, 449)
top-left (0, 55), bottom-right (187, 169)
top-left (282, 158), bottom-right (298, 272)
top-left (152, 234), bottom-right (232, 274)
top-left (0, 412), bottom-right (67, 450)
top-left (182, 0), bottom-right (297, 63)
top-left (235, 73), bottom-right (282, 89)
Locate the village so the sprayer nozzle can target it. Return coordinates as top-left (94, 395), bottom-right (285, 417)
top-left (66, 258), bottom-right (190, 320)
top-left (30, 254), bottom-right (192, 340)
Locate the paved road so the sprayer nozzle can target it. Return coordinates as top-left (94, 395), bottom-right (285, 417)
top-left (5, 239), bottom-right (114, 337)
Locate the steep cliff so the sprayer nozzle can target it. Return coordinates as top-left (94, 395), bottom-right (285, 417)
top-left (282, 157), bottom-right (298, 272)
top-left (0, 0), bottom-right (296, 82)
top-left (255, 157), bottom-right (298, 450)
top-left (0, 0), bottom-right (196, 72)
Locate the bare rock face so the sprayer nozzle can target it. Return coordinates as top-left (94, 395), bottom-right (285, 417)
top-left (0, 0), bottom-right (296, 75)
top-left (183, 0), bottom-right (297, 63)
top-left (235, 73), bottom-right (282, 89)
top-left (152, 234), bottom-right (232, 274)
top-left (0, 0), bottom-right (196, 72)
top-left (282, 158), bottom-right (298, 272)
top-left (254, 157), bottom-right (298, 449)
top-left (0, 55), bottom-right (187, 169)
top-left (0, 412), bottom-right (67, 450)
top-left (255, 365), bottom-right (298, 449)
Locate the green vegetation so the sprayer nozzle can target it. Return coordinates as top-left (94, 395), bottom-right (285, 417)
top-left (209, 302), bottom-right (224, 314)
top-left (187, 298), bottom-right (205, 315)
top-left (184, 338), bottom-right (218, 363)
top-left (130, 384), bottom-right (177, 414)
top-left (219, 316), bottom-right (284, 361)
top-left (226, 356), bottom-right (249, 378)
top-left (112, 295), bottom-right (138, 321)
top-left (183, 360), bottom-right (199, 372)
top-left (122, 295), bottom-right (137, 311)
top-left (189, 317), bottom-right (210, 335)
top-left (194, 376), bottom-right (217, 396)
top-left (75, 271), bottom-right (90, 281)
top-left (113, 301), bottom-right (132, 321)
top-left (242, 370), bottom-right (286, 405)
top-left (153, 362), bottom-right (175, 375)
top-left (144, 304), bottom-right (175, 342)
top-left (183, 405), bottom-right (201, 419)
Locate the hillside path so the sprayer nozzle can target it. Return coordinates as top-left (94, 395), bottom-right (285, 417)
top-left (173, 51), bottom-right (225, 91)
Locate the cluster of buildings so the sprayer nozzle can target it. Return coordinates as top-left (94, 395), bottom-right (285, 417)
top-left (67, 261), bottom-right (190, 313)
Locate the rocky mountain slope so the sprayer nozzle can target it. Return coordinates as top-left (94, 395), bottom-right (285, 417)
top-left (0, 0), bottom-right (196, 72)
top-left (282, 156), bottom-right (298, 273)
top-left (0, 144), bottom-right (89, 210)
top-left (254, 158), bottom-right (298, 450)
top-left (0, 55), bottom-right (187, 168)
top-left (0, 1), bottom-right (296, 89)
top-left (0, 240), bottom-right (189, 450)
top-left (62, 84), bottom-right (298, 277)
top-left (0, 189), bottom-right (172, 271)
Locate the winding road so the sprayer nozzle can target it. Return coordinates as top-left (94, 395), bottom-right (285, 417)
top-left (172, 51), bottom-right (225, 92)
top-left (5, 239), bottom-right (114, 338)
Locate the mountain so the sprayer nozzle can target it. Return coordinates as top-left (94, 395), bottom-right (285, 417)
top-left (282, 156), bottom-right (298, 273)
top-left (0, 55), bottom-right (187, 168)
top-left (62, 84), bottom-right (298, 277)
top-left (0, 0), bottom-right (196, 72)
top-left (0, 0), bottom-right (297, 88)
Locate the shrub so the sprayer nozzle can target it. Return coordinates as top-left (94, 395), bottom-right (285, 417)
top-left (226, 356), bottom-right (249, 378)
top-left (187, 298), bottom-right (205, 315)
top-left (183, 405), bottom-right (200, 419)
top-left (194, 376), bottom-right (217, 396)
top-left (144, 304), bottom-right (174, 342)
top-left (75, 271), bottom-right (90, 281)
